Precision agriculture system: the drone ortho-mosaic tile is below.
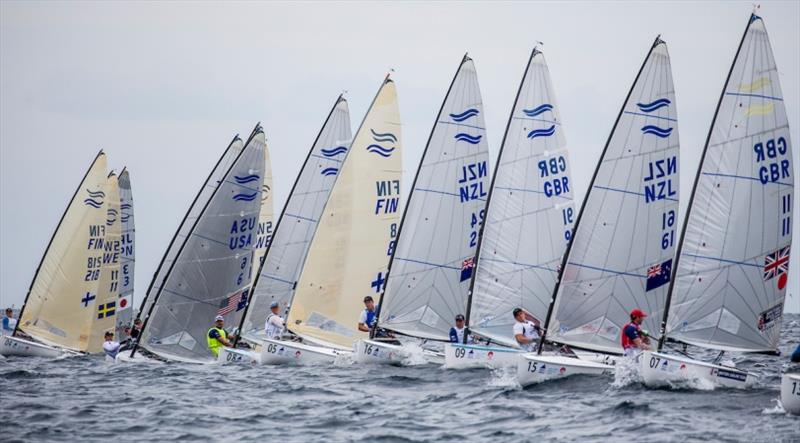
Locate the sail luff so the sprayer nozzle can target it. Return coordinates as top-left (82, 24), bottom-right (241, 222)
top-left (117, 168), bottom-right (135, 339)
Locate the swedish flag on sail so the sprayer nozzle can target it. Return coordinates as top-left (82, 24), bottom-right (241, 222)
top-left (97, 302), bottom-right (116, 319)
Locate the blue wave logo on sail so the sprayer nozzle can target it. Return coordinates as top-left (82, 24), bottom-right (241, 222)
top-left (367, 129), bottom-right (397, 157)
top-left (232, 192), bottom-right (258, 202)
top-left (366, 144), bottom-right (395, 157)
top-left (370, 129), bottom-right (397, 143)
top-left (320, 167), bottom-right (338, 176)
top-left (234, 174), bottom-right (260, 184)
top-left (120, 203), bottom-right (132, 210)
top-left (641, 125), bottom-right (673, 138)
top-left (522, 104), bottom-right (553, 117)
top-left (636, 98), bottom-right (671, 113)
top-left (527, 125), bottom-right (556, 139)
top-left (84, 189), bottom-right (105, 208)
top-left (454, 133), bottom-right (482, 144)
top-left (106, 208), bottom-right (118, 226)
top-left (450, 108), bottom-right (479, 122)
top-left (321, 146), bottom-right (348, 157)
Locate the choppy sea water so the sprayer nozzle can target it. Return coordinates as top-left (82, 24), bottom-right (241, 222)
top-left (2, 315), bottom-right (799, 442)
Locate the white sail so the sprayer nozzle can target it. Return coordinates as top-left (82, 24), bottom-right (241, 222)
top-left (241, 96), bottom-right (352, 341)
top-left (88, 172), bottom-right (122, 353)
top-left (138, 128), bottom-right (266, 362)
top-left (250, 139), bottom-right (274, 289)
top-left (286, 79), bottom-right (402, 349)
top-left (665, 15), bottom-right (793, 352)
top-left (137, 137), bottom-right (244, 321)
top-left (468, 49), bottom-right (575, 347)
top-left (548, 38), bottom-right (680, 355)
top-left (116, 169), bottom-right (135, 339)
top-left (18, 152), bottom-right (109, 352)
top-left (378, 56), bottom-right (490, 341)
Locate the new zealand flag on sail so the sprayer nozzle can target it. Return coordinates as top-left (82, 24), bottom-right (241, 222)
top-left (461, 258), bottom-right (475, 282)
top-left (645, 259), bottom-right (672, 291)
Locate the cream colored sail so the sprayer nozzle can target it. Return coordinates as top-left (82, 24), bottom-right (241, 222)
top-left (18, 152), bottom-right (108, 352)
top-left (287, 79), bottom-right (402, 348)
top-left (251, 140), bottom-right (274, 288)
top-left (87, 172), bottom-right (122, 353)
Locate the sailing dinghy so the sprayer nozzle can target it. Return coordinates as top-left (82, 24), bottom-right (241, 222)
top-left (782, 373), bottom-right (800, 415)
top-left (355, 55), bottom-right (490, 365)
top-left (519, 36), bottom-right (680, 386)
top-left (252, 77), bottom-right (402, 364)
top-left (641, 13), bottom-right (793, 389)
top-left (220, 95), bottom-right (353, 365)
top-left (1, 151), bottom-right (112, 358)
top-left (128, 127), bottom-right (266, 363)
top-left (443, 48), bottom-right (576, 369)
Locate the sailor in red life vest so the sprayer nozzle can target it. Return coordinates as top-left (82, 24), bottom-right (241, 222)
top-left (621, 309), bottom-right (651, 357)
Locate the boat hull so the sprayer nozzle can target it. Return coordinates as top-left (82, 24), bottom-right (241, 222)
top-left (354, 339), bottom-right (408, 365)
top-left (260, 338), bottom-right (344, 365)
top-left (640, 351), bottom-right (757, 389)
top-left (0, 335), bottom-right (63, 358)
top-left (443, 343), bottom-right (520, 369)
top-left (217, 347), bottom-right (261, 365)
top-left (780, 373), bottom-right (800, 415)
top-left (517, 354), bottom-right (613, 386)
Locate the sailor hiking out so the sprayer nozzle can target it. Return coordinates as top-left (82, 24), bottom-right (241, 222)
top-left (102, 331), bottom-right (121, 360)
top-left (513, 308), bottom-right (540, 352)
top-left (449, 314), bottom-right (473, 344)
top-left (208, 315), bottom-right (235, 357)
top-left (265, 301), bottom-right (285, 339)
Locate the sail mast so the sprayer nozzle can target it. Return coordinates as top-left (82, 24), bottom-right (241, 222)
top-left (13, 150), bottom-right (105, 337)
top-left (537, 36), bottom-right (666, 354)
top-left (130, 127), bottom-right (260, 358)
top-left (233, 96), bottom-right (345, 346)
top-left (373, 55), bottom-right (470, 339)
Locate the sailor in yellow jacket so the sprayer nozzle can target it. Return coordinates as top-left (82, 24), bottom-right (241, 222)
top-left (207, 315), bottom-right (235, 357)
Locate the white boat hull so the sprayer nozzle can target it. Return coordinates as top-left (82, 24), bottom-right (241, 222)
top-left (640, 351), bottom-right (756, 389)
top-left (217, 347), bottom-right (261, 365)
top-left (780, 373), bottom-right (800, 415)
top-left (260, 338), bottom-right (345, 365)
top-left (443, 343), bottom-right (520, 369)
top-left (517, 354), bottom-right (613, 386)
top-left (354, 339), bottom-right (408, 365)
top-left (0, 335), bottom-right (64, 358)
top-left (114, 350), bottom-right (161, 364)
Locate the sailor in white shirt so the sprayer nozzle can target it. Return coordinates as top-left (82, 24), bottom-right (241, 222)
top-left (512, 308), bottom-right (541, 352)
top-left (264, 301), bottom-right (285, 339)
top-left (102, 331), bottom-right (121, 360)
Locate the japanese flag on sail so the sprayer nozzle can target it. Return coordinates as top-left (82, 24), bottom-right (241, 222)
top-left (117, 294), bottom-right (132, 311)
top-left (763, 245), bottom-right (790, 290)
top-left (217, 287), bottom-right (250, 316)
top-left (460, 257), bottom-right (475, 282)
top-left (645, 259), bottom-right (672, 291)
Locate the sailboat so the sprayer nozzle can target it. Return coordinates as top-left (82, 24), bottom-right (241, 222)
top-left (354, 55), bottom-right (490, 365)
top-left (782, 373), bottom-right (800, 415)
top-left (128, 126), bottom-right (266, 363)
top-left (641, 13), bottom-right (793, 389)
top-left (519, 35), bottom-right (680, 386)
top-left (1, 151), bottom-right (111, 357)
top-left (220, 95), bottom-right (352, 365)
top-left (116, 169), bottom-right (135, 340)
top-left (250, 77), bottom-right (402, 364)
top-left (444, 47), bottom-right (576, 369)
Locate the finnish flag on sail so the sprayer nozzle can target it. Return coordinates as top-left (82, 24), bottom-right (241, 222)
top-left (645, 259), bottom-right (672, 292)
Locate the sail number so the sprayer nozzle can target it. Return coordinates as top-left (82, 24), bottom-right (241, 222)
top-left (562, 207), bottom-right (574, 242)
top-left (266, 343), bottom-right (277, 353)
top-left (661, 210), bottom-right (675, 250)
top-left (649, 356), bottom-right (662, 369)
top-left (468, 210), bottom-right (485, 248)
top-left (454, 347), bottom-right (466, 358)
top-left (387, 223), bottom-right (397, 256)
top-left (792, 381), bottom-right (799, 396)
top-left (527, 361), bottom-right (538, 373)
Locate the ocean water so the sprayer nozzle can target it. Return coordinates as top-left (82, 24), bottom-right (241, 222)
top-left (2, 315), bottom-right (799, 442)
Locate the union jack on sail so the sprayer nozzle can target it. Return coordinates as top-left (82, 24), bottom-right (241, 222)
top-left (763, 246), bottom-right (790, 281)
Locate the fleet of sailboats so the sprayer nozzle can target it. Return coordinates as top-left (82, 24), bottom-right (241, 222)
top-left (1, 11), bottom-right (796, 411)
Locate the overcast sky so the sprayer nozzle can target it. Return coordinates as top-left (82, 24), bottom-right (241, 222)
top-left (1, 1), bottom-right (798, 313)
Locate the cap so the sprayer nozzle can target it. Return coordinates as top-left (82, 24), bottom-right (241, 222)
top-left (215, 315), bottom-right (225, 321)
top-left (630, 309), bottom-right (647, 318)
top-left (363, 296), bottom-right (374, 303)
top-left (455, 314), bottom-right (465, 321)
top-left (104, 331), bottom-right (114, 336)
top-left (270, 301), bottom-right (280, 309)
top-left (512, 308), bottom-right (523, 317)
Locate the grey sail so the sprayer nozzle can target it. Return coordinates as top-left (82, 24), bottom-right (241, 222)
top-left (548, 38), bottom-right (680, 355)
top-left (116, 169), bottom-right (135, 339)
top-left (378, 56), bottom-right (491, 341)
top-left (664, 15), bottom-right (793, 353)
top-left (138, 127), bottom-right (266, 362)
top-left (240, 96), bottom-right (352, 342)
top-left (467, 48), bottom-right (576, 348)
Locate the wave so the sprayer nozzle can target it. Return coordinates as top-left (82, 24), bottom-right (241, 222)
top-left (636, 98), bottom-right (671, 113)
top-left (320, 167), bottom-right (338, 176)
top-left (366, 144), bottom-right (395, 157)
top-left (454, 133), bottom-right (482, 144)
top-left (641, 125), bottom-right (673, 138)
top-left (450, 108), bottom-right (480, 122)
top-left (320, 146), bottom-right (348, 157)
top-left (86, 189), bottom-right (105, 198)
top-left (522, 104), bottom-right (553, 117)
top-left (370, 129), bottom-right (397, 143)
top-left (526, 125), bottom-right (556, 139)
top-left (234, 174), bottom-right (260, 184)
top-left (83, 198), bottom-right (103, 208)
top-left (232, 192), bottom-right (258, 202)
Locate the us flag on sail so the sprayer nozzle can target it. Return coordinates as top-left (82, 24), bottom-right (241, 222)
top-left (218, 288), bottom-right (250, 316)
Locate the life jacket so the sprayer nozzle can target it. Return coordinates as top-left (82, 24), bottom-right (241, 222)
top-left (207, 327), bottom-right (227, 356)
top-left (364, 308), bottom-right (377, 328)
top-left (621, 322), bottom-right (640, 349)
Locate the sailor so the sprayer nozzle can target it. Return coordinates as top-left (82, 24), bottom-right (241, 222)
top-left (358, 296), bottom-right (379, 333)
top-left (207, 315), bottom-right (234, 357)
top-left (130, 318), bottom-right (143, 341)
top-left (791, 344), bottom-right (800, 363)
top-left (512, 308), bottom-right (540, 352)
top-left (621, 308), bottom-right (651, 357)
top-left (1, 308), bottom-right (17, 336)
top-left (102, 331), bottom-right (121, 360)
top-left (449, 314), bottom-right (472, 344)
top-left (264, 301), bottom-right (285, 339)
